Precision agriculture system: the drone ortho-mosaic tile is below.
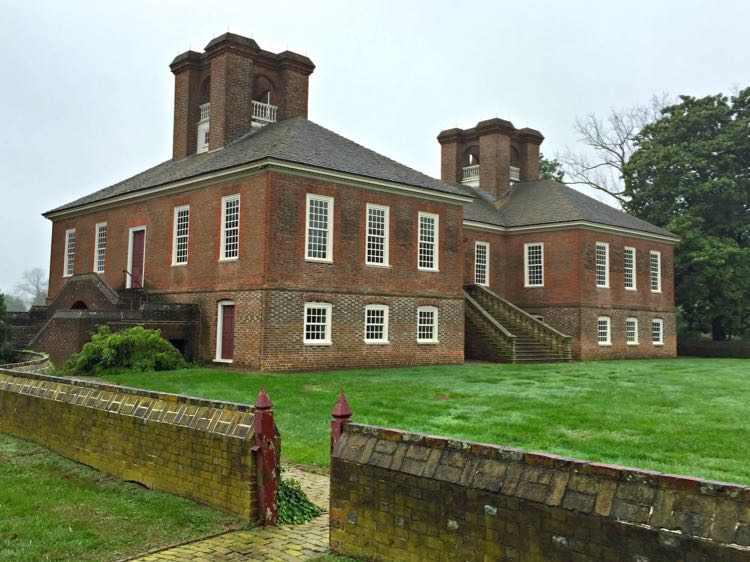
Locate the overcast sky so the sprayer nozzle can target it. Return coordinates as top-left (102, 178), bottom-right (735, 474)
top-left (1, 0), bottom-right (748, 296)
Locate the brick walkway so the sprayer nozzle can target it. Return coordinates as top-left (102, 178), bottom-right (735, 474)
top-left (128, 467), bottom-right (329, 562)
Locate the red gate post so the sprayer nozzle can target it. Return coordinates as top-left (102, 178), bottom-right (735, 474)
top-left (331, 392), bottom-right (353, 457)
top-left (253, 387), bottom-right (278, 526)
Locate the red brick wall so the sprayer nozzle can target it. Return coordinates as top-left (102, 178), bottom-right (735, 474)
top-left (463, 226), bottom-right (676, 359)
top-left (48, 174), bottom-right (269, 300)
top-left (264, 173), bottom-right (464, 298)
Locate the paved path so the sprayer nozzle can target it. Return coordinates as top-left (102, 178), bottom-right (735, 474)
top-left (129, 467), bottom-right (329, 562)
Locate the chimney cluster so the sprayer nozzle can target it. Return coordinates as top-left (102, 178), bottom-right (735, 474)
top-left (169, 33), bottom-right (315, 160)
top-left (437, 118), bottom-right (544, 198)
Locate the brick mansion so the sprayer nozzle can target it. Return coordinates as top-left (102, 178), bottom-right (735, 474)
top-left (15, 33), bottom-right (677, 369)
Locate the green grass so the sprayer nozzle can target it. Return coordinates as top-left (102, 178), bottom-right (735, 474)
top-left (103, 359), bottom-right (750, 485)
top-left (0, 434), bottom-right (240, 562)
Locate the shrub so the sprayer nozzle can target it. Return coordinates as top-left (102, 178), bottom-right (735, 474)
top-left (277, 466), bottom-right (324, 525)
top-left (64, 325), bottom-right (187, 375)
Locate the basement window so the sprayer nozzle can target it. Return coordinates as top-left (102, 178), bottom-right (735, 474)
top-left (652, 318), bottom-right (664, 345)
top-left (304, 303), bottom-right (332, 345)
top-left (597, 316), bottom-right (611, 346)
top-left (626, 317), bottom-right (639, 345)
top-left (364, 304), bottom-right (389, 344)
top-left (417, 306), bottom-right (439, 344)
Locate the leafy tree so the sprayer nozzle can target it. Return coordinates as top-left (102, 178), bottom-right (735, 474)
top-left (539, 153), bottom-right (565, 182)
top-left (0, 294), bottom-right (15, 363)
top-left (15, 268), bottom-right (48, 307)
top-left (624, 89), bottom-right (750, 340)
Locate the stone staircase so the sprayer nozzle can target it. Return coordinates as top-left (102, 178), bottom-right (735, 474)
top-left (464, 284), bottom-right (572, 363)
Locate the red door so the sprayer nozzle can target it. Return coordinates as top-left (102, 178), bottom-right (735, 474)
top-left (221, 305), bottom-right (235, 360)
top-left (131, 230), bottom-right (145, 288)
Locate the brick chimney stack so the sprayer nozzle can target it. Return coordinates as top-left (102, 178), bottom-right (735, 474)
top-left (437, 118), bottom-right (544, 198)
top-left (169, 33), bottom-right (315, 160)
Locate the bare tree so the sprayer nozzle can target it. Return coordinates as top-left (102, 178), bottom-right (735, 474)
top-left (558, 94), bottom-right (672, 205)
top-left (15, 268), bottom-right (48, 307)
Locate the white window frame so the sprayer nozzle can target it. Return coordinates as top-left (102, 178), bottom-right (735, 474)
top-left (417, 212), bottom-right (439, 272)
top-left (416, 305), bottom-right (439, 344)
top-left (474, 241), bottom-right (490, 286)
top-left (365, 203), bottom-right (390, 267)
top-left (214, 300), bottom-right (235, 363)
top-left (650, 250), bottom-right (662, 293)
top-left (364, 304), bottom-right (389, 344)
top-left (93, 222), bottom-right (107, 274)
top-left (63, 228), bottom-right (76, 277)
top-left (597, 316), bottom-right (611, 346)
top-left (652, 318), bottom-right (664, 346)
top-left (626, 317), bottom-right (639, 345)
top-left (595, 242), bottom-right (609, 288)
top-left (305, 194), bottom-right (334, 263)
top-left (172, 205), bottom-right (190, 266)
top-left (624, 246), bottom-right (636, 291)
top-left (220, 194), bottom-right (240, 261)
top-left (303, 302), bottom-right (333, 346)
top-left (524, 242), bottom-right (544, 287)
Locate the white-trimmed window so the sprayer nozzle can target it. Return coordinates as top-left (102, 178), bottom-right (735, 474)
top-left (524, 243), bottom-right (544, 287)
top-left (626, 317), bottom-right (639, 345)
top-left (220, 195), bottom-right (240, 260)
top-left (595, 242), bottom-right (609, 288)
top-left (417, 212), bottom-right (439, 271)
top-left (304, 302), bottom-right (332, 345)
top-left (650, 250), bottom-right (661, 293)
top-left (305, 194), bottom-right (334, 262)
top-left (624, 247), bottom-right (636, 290)
top-left (172, 205), bottom-right (190, 265)
top-left (63, 228), bottom-right (76, 277)
top-left (364, 304), bottom-right (389, 344)
top-left (597, 316), bottom-right (611, 346)
top-left (93, 222), bottom-right (107, 273)
top-left (417, 306), bottom-right (439, 343)
top-left (475, 241), bottom-right (490, 286)
top-left (365, 204), bottom-right (389, 266)
top-left (652, 318), bottom-right (664, 345)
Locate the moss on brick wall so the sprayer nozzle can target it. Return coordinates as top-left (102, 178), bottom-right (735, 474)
top-left (0, 369), bottom-right (260, 520)
top-left (331, 423), bottom-right (750, 561)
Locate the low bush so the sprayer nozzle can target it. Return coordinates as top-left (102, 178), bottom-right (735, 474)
top-left (277, 466), bottom-right (324, 525)
top-left (64, 325), bottom-right (187, 375)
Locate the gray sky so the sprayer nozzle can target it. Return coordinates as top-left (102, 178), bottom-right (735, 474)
top-left (2, 0), bottom-right (748, 295)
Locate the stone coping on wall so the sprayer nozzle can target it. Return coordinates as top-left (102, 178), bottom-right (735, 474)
top-left (0, 350), bottom-right (50, 370)
top-left (0, 365), bottom-right (253, 413)
top-left (334, 423), bottom-right (750, 548)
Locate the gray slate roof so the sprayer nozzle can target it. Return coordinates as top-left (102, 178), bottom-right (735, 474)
top-left (464, 180), bottom-right (676, 238)
top-left (46, 117), bottom-right (470, 215)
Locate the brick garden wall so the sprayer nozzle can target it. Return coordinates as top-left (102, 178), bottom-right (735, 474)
top-left (0, 369), bottom-right (262, 520)
top-left (331, 423), bottom-right (750, 561)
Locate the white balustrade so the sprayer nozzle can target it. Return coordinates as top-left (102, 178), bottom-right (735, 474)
top-left (199, 103), bottom-right (210, 122)
top-left (252, 100), bottom-right (278, 125)
top-left (510, 166), bottom-right (521, 182)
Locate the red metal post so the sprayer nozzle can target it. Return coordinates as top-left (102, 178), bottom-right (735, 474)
top-left (253, 387), bottom-right (278, 526)
top-left (331, 392), bottom-right (353, 456)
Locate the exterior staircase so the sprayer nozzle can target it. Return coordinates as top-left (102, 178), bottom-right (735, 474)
top-left (464, 284), bottom-right (572, 363)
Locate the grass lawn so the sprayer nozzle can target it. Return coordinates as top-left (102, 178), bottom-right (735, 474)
top-left (103, 358), bottom-right (750, 486)
top-left (0, 434), bottom-right (241, 562)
